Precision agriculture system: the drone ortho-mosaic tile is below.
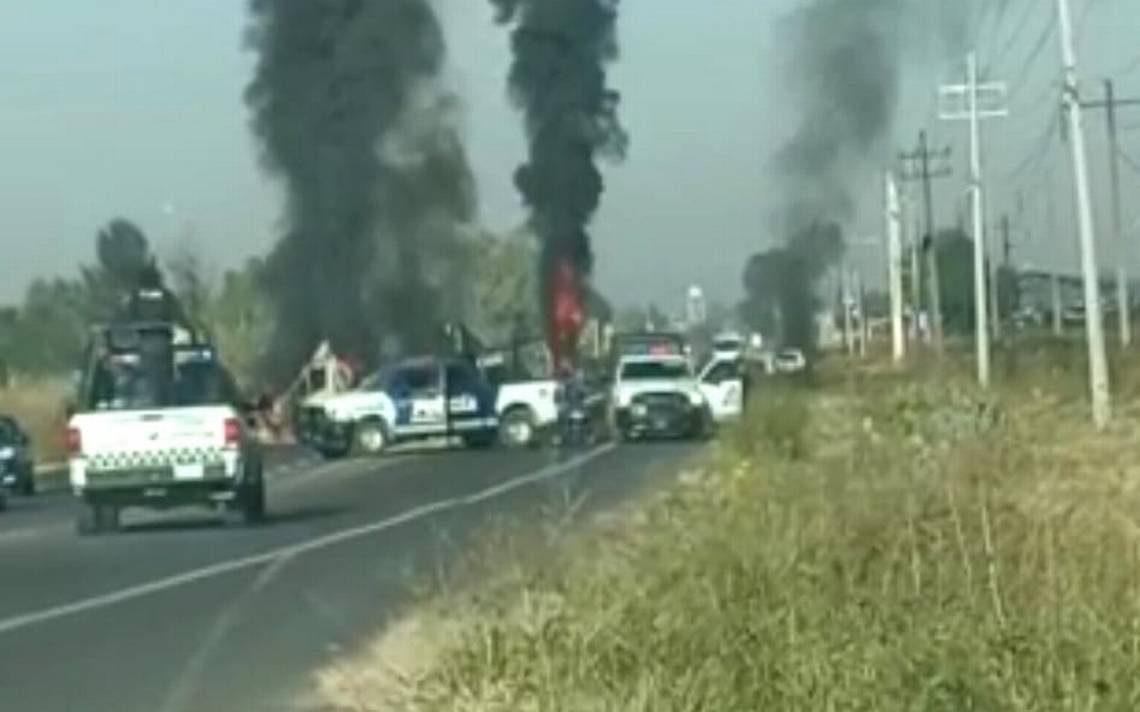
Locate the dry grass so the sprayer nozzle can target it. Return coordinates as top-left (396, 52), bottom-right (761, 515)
top-left (317, 348), bottom-right (1140, 711)
top-left (0, 377), bottom-right (71, 463)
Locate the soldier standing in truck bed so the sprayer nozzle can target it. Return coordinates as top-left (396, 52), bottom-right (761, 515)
top-left (118, 262), bottom-right (189, 327)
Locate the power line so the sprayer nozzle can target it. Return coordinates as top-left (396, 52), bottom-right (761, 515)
top-left (1119, 148), bottom-right (1140, 179)
top-left (1114, 51), bottom-right (1140, 78)
top-left (1003, 8), bottom-right (1058, 105)
top-left (1005, 109), bottom-right (1060, 183)
top-left (984, 0), bottom-right (1041, 74)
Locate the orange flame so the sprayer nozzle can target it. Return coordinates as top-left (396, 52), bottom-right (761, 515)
top-left (549, 260), bottom-right (584, 374)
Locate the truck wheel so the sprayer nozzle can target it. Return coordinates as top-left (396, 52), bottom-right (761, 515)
top-left (690, 410), bottom-right (714, 441)
top-left (463, 430), bottom-right (497, 450)
top-left (16, 466), bottom-right (35, 496)
top-left (317, 445), bottom-right (349, 461)
top-left (499, 407), bottom-right (538, 448)
top-left (238, 480), bottom-right (266, 526)
top-left (77, 503), bottom-right (119, 536)
top-left (354, 420), bottom-right (388, 456)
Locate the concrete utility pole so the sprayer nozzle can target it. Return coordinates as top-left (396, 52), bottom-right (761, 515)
top-left (1079, 79), bottom-right (1140, 348)
top-left (898, 131), bottom-right (951, 353)
top-left (886, 171), bottom-right (906, 362)
top-left (857, 269), bottom-right (869, 358)
top-left (1056, 0), bottom-right (1111, 427)
top-left (940, 52), bottom-right (1007, 388)
top-left (842, 263), bottom-right (854, 356)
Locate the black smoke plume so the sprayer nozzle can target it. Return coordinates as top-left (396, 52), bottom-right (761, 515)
top-left (489, 0), bottom-right (628, 367)
top-left (245, 0), bottom-right (474, 384)
top-left (774, 0), bottom-right (901, 230)
top-left (744, 0), bottom-right (904, 353)
top-left (742, 222), bottom-right (843, 356)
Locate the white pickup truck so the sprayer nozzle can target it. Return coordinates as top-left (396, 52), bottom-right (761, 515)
top-left (611, 353), bottom-right (744, 441)
top-left (67, 325), bottom-right (264, 535)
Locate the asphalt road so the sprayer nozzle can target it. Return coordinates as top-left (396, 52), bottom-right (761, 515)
top-left (0, 439), bottom-right (700, 712)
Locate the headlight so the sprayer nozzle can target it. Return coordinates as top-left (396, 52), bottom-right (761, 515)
top-left (688, 391), bottom-right (705, 407)
top-left (631, 402), bottom-right (648, 417)
top-left (0, 447), bottom-right (13, 459)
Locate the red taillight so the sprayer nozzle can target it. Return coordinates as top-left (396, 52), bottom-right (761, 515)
top-left (66, 427), bottom-right (82, 457)
top-left (224, 418), bottom-right (242, 447)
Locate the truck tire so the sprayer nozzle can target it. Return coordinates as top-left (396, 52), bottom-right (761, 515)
top-left (354, 419), bottom-right (388, 456)
top-left (77, 502), bottom-right (120, 536)
top-left (237, 479), bottom-right (266, 526)
top-left (16, 465), bottom-right (35, 496)
top-left (317, 444), bottom-right (349, 461)
top-left (499, 406), bottom-right (538, 448)
top-left (463, 430), bottom-right (497, 450)
top-left (690, 409), bottom-right (714, 441)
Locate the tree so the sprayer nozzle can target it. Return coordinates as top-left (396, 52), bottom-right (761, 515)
top-left (931, 228), bottom-right (1018, 335)
top-left (166, 241), bottom-right (216, 331)
top-left (204, 258), bottom-right (274, 390)
top-left (466, 226), bottom-right (542, 347)
top-left (96, 219), bottom-right (151, 289)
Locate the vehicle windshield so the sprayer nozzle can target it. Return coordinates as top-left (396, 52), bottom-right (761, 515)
top-left (620, 360), bottom-right (690, 380)
top-left (359, 369), bottom-right (386, 392)
top-left (83, 351), bottom-right (235, 412)
top-left (714, 339), bottom-right (742, 350)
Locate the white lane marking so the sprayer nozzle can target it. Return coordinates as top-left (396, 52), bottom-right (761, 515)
top-left (0, 454), bottom-right (406, 544)
top-left (158, 554), bottom-right (293, 712)
top-left (0, 443), bottom-right (617, 638)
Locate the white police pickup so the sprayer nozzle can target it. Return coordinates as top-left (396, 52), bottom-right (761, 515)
top-left (303, 356), bottom-right (500, 458)
top-left (67, 337), bottom-right (264, 535)
top-left (611, 353), bottom-right (744, 441)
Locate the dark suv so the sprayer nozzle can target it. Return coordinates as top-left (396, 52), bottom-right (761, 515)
top-left (0, 415), bottom-right (35, 496)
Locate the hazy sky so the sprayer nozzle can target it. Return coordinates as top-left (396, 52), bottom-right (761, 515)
top-left (0, 1), bottom-right (1137, 314)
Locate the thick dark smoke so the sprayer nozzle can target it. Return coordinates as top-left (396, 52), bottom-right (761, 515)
top-left (742, 222), bottom-right (843, 356)
top-left (245, 0), bottom-right (473, 384)
top-left (744, 0), bottom-right (906, 353)
top-left (490, 0), bottom-right (628, 367)
top-left (773, 0), bottom-right (901, 229)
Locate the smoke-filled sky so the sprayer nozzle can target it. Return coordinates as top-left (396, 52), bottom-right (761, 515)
top-left (1, 0), bottom-right (1138, 313)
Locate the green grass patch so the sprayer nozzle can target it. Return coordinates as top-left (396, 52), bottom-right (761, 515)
top-left (320, 356), bottom-right (1140, 711)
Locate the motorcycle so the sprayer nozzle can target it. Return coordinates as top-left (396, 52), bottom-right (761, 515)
top-left (559, 402), bottom-right (592, 448)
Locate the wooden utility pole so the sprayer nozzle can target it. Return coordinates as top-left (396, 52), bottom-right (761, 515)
top-left (1080, 79), bottom-right (1140, 348)
top-left (899, 132), bottom-right (951, 353)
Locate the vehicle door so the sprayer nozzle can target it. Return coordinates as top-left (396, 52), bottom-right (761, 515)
top-left (699, 359), bottom-right (744, 422)
top-left (386, 361), bottom-right (446, 436)
top-left (444, 361), bottom-right (494, 434)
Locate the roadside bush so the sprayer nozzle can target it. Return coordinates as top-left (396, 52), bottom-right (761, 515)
top-left (0, 377), bottom-right (70, 463)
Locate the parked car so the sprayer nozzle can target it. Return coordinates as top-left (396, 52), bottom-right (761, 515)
top-left (773, 348), bottom-right (807, 374)
top-left (0, 414), bottom-right (35, 496)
